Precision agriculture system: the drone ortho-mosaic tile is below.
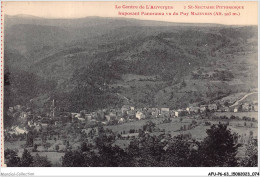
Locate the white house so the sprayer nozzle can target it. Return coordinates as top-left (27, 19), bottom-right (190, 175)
top-left (200, 105), bottom-right (208, 112)
top-left (161, 108), bottom-right (170, 115)
top-left (161, 108), bottom-right (170, 112)
top-left (85, 114), bottom-right (92, 121)
top-left (136, 111), bottom-right (145, 120)
top-left (186, 106), bottom-right (200, 114)
top-left (105, 115), bottom-right (111, 122)
top-left (118, 118), bottom-right (126, 124)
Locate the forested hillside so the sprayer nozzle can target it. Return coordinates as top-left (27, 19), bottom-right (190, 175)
top-left (4, 15), bottom-right (257, 115)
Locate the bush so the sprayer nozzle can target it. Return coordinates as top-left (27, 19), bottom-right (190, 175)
top-left (4, 149), bottom-right (21, 167)
top-left (32, 153), bottom-right (52, 167)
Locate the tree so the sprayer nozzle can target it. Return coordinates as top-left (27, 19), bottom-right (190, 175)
top-left (199, 124), bottom-right (239, 167)
top-left (143, 121), bottom-right (156, 132)
top-left (4, 149), bottom-right (21, 167)
top-left (33, 153), bottom-right (52, 167)
top-left (62, 150), bottom-right (85, 167)
top-left (66, 141), bottom-right (71, 151)
top-left (97, 145), bottom-right (132, 167)
top-left (122, 111), bottom-right (128, 119)
top-left (181, 79), bottom-right (186, 88)
top-left (127, 136), bottom-right (163, 167)
top-left (33, 144), bottom-right (38, 152)
top-left (55, 145), bottom-right (59, 152)
top-left (26, 131), bottom-right (34, 147)
top-left (20, 149), bottom-right (33, 167)
top-left (249, 131), bottom-right (254, 137)
top-left (224, 101), bottom-right (229, 107)
top-left (80, 111), bottom-right (85, 118)
top-left (80, 142), bottom-right (90, 152)
top-left (240, 139), bottom-right (257, 167)
top-left (161, 135), bottom-right (200, 167)
top-left (183, 125), bottom-right (186, 131)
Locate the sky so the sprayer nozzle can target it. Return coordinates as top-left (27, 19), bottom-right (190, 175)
top-left (2, 1), bottom-right (258, 25)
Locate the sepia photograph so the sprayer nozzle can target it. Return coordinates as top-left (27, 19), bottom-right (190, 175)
top-left (1, 1), bottom-right (258, 171)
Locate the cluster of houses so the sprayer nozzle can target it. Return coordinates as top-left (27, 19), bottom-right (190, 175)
top-left (6, 98), bottom-right (258, 135)
top-left (187, 101), bottom-right (258, 114)
top-left (68, 101), bottom-right (258, 125)
top-left (4, 98), bottom-right (258, 155)
top-left (233, 102), bottom-right (258, 112)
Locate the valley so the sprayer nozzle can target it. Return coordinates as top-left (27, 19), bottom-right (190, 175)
top-left (3, 15), bottom-right (258, 167)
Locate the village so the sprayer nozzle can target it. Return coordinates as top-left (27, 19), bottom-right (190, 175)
top-left (3, 91), bottom-right (258, 167)
top-left (5, 94), bottom-right (257, 136)
top-left (7, 94), bottom-right (258, 128)
top-left (2, 3), bottom-right (258, 169)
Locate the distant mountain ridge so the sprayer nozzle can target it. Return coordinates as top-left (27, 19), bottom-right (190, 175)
top-left (5, 14), bottom-right (227, 26)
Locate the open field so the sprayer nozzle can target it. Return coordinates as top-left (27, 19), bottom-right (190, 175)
top-left (5, 140), bottom-right (26, 150)
top-left (105, 118), bottom-right (163, 134)
top-left (112, 116), bottom-right (258, 155)
top-left (114, 139), bottom-right (131, 149)
top-left (31, 152), bottom-right (64, 166)
top-left (5, 115), bottom-right (258, 164)
top-left (5, 141), bottom-right (64, 166)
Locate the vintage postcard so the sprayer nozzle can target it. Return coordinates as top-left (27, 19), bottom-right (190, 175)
top-left (0, 1), bottom-right (259, 176)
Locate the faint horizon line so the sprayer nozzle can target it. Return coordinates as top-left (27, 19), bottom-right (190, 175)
top-left (4, 13), bottom-right (257, 26)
